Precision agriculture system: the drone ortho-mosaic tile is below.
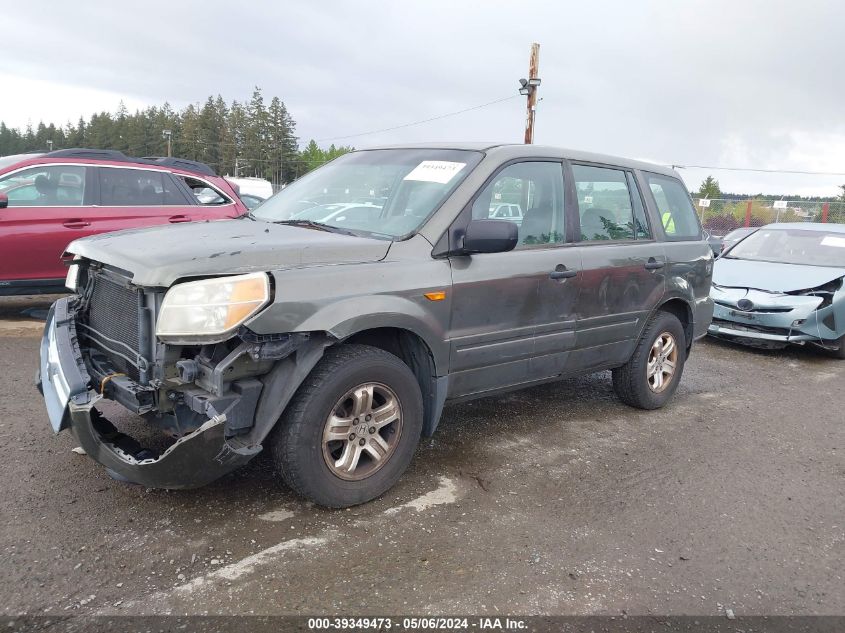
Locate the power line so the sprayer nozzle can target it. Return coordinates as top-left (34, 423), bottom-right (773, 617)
top-left (672, 164), bottom-right (845, 177)
top-left (315, 95), bottom-right (520, 142)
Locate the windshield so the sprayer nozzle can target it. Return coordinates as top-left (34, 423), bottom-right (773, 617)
top-left (726, 227), bottom-right (845, 267)
top-left (724, 227), bottom-right (755, 241)
top-left (253, 149), bottom-right (482, 238)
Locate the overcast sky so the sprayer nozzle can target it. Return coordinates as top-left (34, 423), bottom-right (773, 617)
top-left (2, 0), bottom-right (844, 196)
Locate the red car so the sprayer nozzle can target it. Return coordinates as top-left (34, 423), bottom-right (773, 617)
top-left (0, 149), bottom-right (246, 295)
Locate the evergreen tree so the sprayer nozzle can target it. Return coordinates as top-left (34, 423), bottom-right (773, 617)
top-left (0, 92), bottom-right (341, 184)
top-left (244, 87), bottom-right (269, 178)
top-left (226, 100), bottom-right (248, 177)
top-left (68, 116), bottom-right (86, 147)
top-left (178, 103), bottom-right (201, 160)
top-left (197, 96), bottom-right (226, 174)
top-left (297, 139), bottom-right (353, 176)
top-left (267, 96), bottom-right (298, 184)
top-left (697, 175), bottom-right (722, 199)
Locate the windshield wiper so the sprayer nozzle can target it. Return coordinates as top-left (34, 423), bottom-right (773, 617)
top-left (274, 219), bottom-right (358, 236)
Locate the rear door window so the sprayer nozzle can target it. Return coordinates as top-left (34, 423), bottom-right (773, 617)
top-left (572, 164), bottom-right (644, 241)
top-left (98, 168), bottom-right (188, 206)
top-left (644, 173), bottom-right (702, 239)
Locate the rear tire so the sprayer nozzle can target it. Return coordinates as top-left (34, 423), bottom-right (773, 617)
top-left (613, 311), bottom-right (687, 410)
top-left (271, 344), bottom-right (423, 508)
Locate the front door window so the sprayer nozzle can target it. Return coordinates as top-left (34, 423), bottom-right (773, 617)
top-left (0, 165), bottom-right (86, 207)
top-left (470, 161), bottom-right (565, 248)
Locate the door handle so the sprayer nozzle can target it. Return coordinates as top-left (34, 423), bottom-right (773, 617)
top-left (644, 259), bottom-right (665, 270)
top-left (168, 215), bottom-right (191, 223)
top-left (549, 266), bottom-right (577, 280)
top-left (63, 220), bottom-right (91, 229)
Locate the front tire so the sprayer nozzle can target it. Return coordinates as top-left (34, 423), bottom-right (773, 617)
top-left (824, 333), bottom-right (845, 359)
top-left (612, 311), bottom-right (687, 410)
top-left (271, 344), bottom-right (423, 508)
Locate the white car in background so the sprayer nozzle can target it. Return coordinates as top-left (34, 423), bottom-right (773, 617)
top-left (489, 202), bottom-right (523, 226)
top-left (293, 202), bottom-right (383, 227)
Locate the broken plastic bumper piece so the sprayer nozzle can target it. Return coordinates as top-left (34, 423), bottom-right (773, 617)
top-left (37, 297), bottom-right (261, 489)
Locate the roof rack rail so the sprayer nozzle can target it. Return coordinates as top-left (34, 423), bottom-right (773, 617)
top-left (43, 148), bottom-right (217, 177)
top-left (142, 156), bottom-right (216, 177)
top-left (46, 148), bottom-right (131, 161)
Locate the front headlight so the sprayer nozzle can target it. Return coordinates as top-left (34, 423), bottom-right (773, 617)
top-left (155, 272), bottom-right (271, 343)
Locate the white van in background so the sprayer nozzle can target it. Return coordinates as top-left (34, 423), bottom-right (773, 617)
top-left (225, 176), bottom-right (274, 199)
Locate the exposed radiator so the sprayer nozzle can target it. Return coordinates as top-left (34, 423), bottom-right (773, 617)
top-left (80, 272), bottom-right (143, 380)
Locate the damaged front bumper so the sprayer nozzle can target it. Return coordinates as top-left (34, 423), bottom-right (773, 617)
top-left (37, 298), bottom-right (261, 489)
top-left (707, 286), bottom-right (841, 348)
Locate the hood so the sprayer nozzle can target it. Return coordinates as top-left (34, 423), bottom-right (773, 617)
top-left (713, 257), bottom-right (845, 292)
top-left (68, 219), bottom-right (392, 287)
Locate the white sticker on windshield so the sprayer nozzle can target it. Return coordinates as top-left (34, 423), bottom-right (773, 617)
top-left (821, 235), bottom-right (845, 248)
top-left (403, 161), bottom-right (466, 184)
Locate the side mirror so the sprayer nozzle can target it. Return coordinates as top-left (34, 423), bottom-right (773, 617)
top-left (462, 219), bottom-right (518, 254)
top-left (0, 192), bottom-right (7, 209)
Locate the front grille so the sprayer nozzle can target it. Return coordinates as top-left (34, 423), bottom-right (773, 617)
top-left (713, 300), bottom-right (792, 313)
top-left (80, 272), bottom-right (143, 380)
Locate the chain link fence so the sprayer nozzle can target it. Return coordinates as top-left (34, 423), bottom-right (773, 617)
top-left (695, 198), bottom-right (845, 234)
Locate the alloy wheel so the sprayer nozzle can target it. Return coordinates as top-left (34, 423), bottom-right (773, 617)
top-left (647, 332), bottom-right (678, 393)
top-left (321, 382), bottom-right (403, 481)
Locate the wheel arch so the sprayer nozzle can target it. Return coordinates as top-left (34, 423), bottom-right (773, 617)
top-left (248, 322), bottom-right (449, 447)
top-left (655, 297), bottom-right (695, 350)
top-left (342, 326), bottom-right (448, 437)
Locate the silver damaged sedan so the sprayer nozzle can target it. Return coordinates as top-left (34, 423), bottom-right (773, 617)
top-left (708, 223), bottom-right (845, 358)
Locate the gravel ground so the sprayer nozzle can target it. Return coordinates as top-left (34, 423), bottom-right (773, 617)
top-left (0, 296), bottom-right (842, 617)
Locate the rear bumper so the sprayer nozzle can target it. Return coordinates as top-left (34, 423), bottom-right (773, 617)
top-left (692, 296), bottom-right (715, 341)
top-left (37, 298), bottom-right (261, 489)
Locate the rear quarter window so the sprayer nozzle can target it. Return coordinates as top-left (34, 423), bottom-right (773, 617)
top-left (179, 176), bottom-right (232, 205)
top-left (644, 172), bottom-right (702, 240)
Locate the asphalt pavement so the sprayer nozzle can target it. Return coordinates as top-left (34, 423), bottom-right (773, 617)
top-left (1, 296), bottom-right (842, 617)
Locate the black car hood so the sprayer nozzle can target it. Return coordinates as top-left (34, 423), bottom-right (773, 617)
top-left (68, 219), bottom-right (392, 286)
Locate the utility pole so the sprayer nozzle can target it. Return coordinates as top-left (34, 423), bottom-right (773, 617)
top-left (518, 43), bottom-right (542, 144)
top-left (162, 129), bottom-right (172, 157)
top-left (46, 140), bottom-right (53, 152)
